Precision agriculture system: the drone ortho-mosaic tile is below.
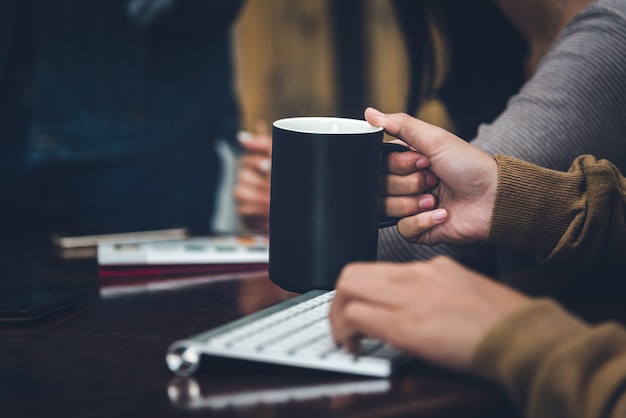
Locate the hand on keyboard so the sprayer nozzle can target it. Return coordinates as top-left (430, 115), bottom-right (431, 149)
top-left (167, 290), bottom-right (411, 377)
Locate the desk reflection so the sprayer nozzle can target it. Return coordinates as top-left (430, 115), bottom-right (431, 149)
top-left (168, 376), bottom-right (390, 410)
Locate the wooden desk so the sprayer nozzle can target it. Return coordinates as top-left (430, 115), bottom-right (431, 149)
top-left (0, 235), bottom-right (518, 418)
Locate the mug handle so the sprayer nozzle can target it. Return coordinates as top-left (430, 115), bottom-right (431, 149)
top-left (378, 142), bottom-right (411, 228)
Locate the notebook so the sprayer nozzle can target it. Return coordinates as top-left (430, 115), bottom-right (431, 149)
top-left (97, 234), bottom-right (269, 277)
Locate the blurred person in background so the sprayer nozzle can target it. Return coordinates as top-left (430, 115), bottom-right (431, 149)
top-left (0, 0), bottom-right (245, 236)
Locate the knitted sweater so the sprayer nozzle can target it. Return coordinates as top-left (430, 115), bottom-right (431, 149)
top-left (470, 154), bottom-right (626, 418)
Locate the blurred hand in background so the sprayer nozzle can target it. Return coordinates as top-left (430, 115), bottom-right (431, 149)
top-left (234, 120), bottom-right (272, 231)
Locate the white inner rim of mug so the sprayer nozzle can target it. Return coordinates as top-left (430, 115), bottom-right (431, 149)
top-left (273, 117), bottom-right (383, 134)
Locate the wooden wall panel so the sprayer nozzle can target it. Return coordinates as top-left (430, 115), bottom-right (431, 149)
top-left (232, 0), bottom-right (424, 131)
top-left (233, 0), bottom-right (337, 131)
top-left (364, 0), bottom-right (409, 115)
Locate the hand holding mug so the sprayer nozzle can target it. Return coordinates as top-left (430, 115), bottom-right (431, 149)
top-left (365, 108), bottom-right (498, 246)
top-left (269, 117), bottom-right (439, 293)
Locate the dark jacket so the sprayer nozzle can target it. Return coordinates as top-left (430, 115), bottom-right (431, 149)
top-left (0, 0), bottom-right (244, 233)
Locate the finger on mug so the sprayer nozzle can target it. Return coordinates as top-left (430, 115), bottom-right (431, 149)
top-left (382, 171), bottom-right (438, 195)
top-left (396, 209), bottom-right (448, 243)
top-left (380, 195), bottom-right (436, 218)
top-left (365, 107), bottom-right (448, 157)
top-left (384, 148), bottom-right (425, 175)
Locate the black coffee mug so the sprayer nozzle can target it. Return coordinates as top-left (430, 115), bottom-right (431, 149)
top-left (268, 117), bottom-right (407, 294)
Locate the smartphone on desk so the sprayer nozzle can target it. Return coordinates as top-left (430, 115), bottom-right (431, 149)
top-left (0, 288), bottom-right (88, 323)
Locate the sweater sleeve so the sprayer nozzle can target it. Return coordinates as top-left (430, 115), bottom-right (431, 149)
top-left (473, 0), bottom-right (626, 172)
top-left (471, 299), bottom-right (626, 418)
top-left (484, 154), bottom-right (626, 270)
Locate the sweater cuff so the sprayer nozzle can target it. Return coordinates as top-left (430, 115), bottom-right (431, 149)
top-left (485, 155), bottom-right (582, 256)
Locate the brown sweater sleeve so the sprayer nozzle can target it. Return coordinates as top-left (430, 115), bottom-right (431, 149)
top-left (471, 300), bottom-right (626, 418)
top-left (484, 154), bottom-right (626, 270)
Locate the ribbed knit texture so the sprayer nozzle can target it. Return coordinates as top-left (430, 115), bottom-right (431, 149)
top-left (485, 154), bottom-right (626, 271)
top-left (485, 154), bottom-right (583, 258)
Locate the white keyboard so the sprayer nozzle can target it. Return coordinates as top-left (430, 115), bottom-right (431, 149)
top-left (166, 290), bottom-right (412, 377)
